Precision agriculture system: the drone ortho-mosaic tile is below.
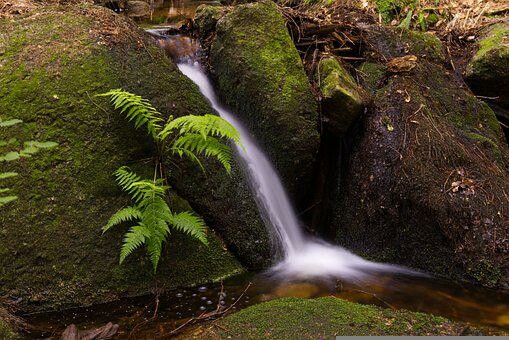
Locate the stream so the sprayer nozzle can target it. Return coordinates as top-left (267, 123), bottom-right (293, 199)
top-left (21, 2), bottom-right (509, 337)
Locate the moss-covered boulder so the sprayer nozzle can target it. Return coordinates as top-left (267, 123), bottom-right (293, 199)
top-left (183, 297), bottom-right (485, 337)
top-left (208, 1), bottom-right (319, 204)
top-left (329, 26), bottom-right (509, 288)
top-left (465, 23), bottom-right (509, 109)
top-left (0, 4), bottom-right (247, 312)
top-left (318, 56), bottom-right (365, 135)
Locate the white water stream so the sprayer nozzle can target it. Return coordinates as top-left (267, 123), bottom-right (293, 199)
top-left (177, 60), bottom-right (415, 282)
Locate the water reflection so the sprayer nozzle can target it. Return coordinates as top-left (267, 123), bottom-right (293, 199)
top-left (142, 0), bottom-right (219, 26)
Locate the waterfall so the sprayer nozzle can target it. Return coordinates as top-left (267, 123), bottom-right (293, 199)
top-left (177, 59), bottom-right (416, 281)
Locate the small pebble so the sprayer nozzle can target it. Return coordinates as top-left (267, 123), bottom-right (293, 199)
top-left (206, 300), bottom-right (213, 305)
top-left (198, 286), bottom-right (207, 292)
top-left (201, 296), bottom-right (207, 301)
top-left (176, 293), bottom-right (183, 298)
top-left (192, 293), bottom-right (197, 297)
top-left (199, 306), bottom-right (206, 311)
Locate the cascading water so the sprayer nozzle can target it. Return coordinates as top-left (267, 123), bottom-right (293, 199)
top-left (176, 53), bottom-right (416, 282)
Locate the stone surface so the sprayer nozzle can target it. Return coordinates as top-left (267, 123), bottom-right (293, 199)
top-left (209, 0), bottom-right (320, 205)
top-left (465, 22), bottom-right (509, 109)
top-left (0, 4), bottom-right (246, 312)
top-left (318, 56), bottom-right (365, 135)
top-left (329, 26), bottom-right (509, 289)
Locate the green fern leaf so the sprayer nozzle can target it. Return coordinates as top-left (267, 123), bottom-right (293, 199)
top-left (102, 206), bottom-right (142, 233)
top-left (0, 172), bottom-right (18, 180)
top-left (167, 211), bottom-right (208, 245)
top-left (98, 89), bottom-right (163, 139)
top-left (172, 133), bottom-right (234, 173)
top-left (160, 114), bottom-right (241, 146)
top-left (119, 224), bottom-right (151, 264)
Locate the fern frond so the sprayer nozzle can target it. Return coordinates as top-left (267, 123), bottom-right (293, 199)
top-left (167, 211), bottom-right (208, 245)
top-left (98, 89), bottom-right (164, 139)
top-left (119, 224), bottom-right (151, 264)
top-left (172, 133), bottom-right (234, 173)
top-left (102, 206), bottom-right (142, 233)
top-left (146, 236), bottom-right (164, 273)
top-left (170, 147), bottom-right (205, 172)
top-left (160, 114), bottom-right (241, 146)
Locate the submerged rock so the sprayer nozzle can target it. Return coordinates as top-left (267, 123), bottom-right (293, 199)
top-left (465, 23), bottom-right (509, 109)
top-left (330, 27), bottom-right (509, 288)
top-left (0, 4), bottom-right (248, 312)
top-left (208, 1), bottom-right (320, 204)
top-left (318, 56), bottom-right (365, 135)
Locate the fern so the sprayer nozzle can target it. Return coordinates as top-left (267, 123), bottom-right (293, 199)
top-left (0, 117), bottom-right (57, 208)
top-left (97, 89), bottom-right (163, 139)
top-left (103, 167), bottom-right (208, 272)
top-left (172, 133), bottom-right (234, 173)
top-left (99, 90), bottom-right (243, 273)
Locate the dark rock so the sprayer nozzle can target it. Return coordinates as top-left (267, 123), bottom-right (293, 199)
top-left (329, 26), bottom-right (509, 289)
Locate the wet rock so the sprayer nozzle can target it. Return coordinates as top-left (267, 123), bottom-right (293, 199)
top-left (465, 23), bottom-right (509, 109)
top-left (125, 0), bottom-right (150, 19)
top-left (318, 56), bottom-right (365, 135)
top-left (208, 0), bottom-right (319, 204)
top-left (0, 4), bottom-right (244, 313)
top-left (329, 25), bottom-right (509, 289)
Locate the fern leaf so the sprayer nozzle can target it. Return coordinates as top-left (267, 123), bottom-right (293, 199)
top-left (169, 147), bottom-right (205, 173)
top-left (102, 206), bottom-right (142, 233)
top-left (167, 211), bottom-right (208, 245)
top-left (172, 133), bottom-right (233, 173)
top-left (119, 224), bottom-right (151, 264)
top-left (98, 89), bottom-right (163, 139)
top-left (160, 114), bottom-right (241, 146)
top-left (146, 236), bottom-right (164, 272)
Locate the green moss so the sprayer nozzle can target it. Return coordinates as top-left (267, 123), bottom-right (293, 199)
top-left (474, 24), bottom-right (509, 62)
top-left (206, 297), bottom-right (468, 337)
top-left (466, 133), bottom-right (502, 162)
top-left (194, 4), bottom-right (224, 34)
top-left (0, 5), bottom-right (243, 313)
top-left (465, 23), bottom-right (509, 107)
top-left (467, 260), bottom-right (503, 288)
top-left (318, 57), bottom-right (364, 134)
top-left (210, 0), bottom-right (319, 202)
top-left (358, 62), bottom-right (387, 93)
top-left (0, 320), bottom-right (18, 340)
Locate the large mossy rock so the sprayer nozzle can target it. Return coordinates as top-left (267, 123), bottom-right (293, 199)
top-left (330, 27), bottom-right (509, 288)
top-left (208, 1), bottom-right (320, 204)
top-left (0, 4), bottom-right (247, 312)
top-left (183, 297), bottom-right (487, 337)
top-left (465, 22), bottom-right (509, 109)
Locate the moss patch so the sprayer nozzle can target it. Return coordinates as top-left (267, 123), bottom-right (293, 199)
top-left (465, 23), bottom-right (509, 108)
top-left (0, 320), bottom-right (18, 340)
top-left (190, 297), bottom-right (473, 337)
top-left (0, 4), bottom-right (243, 312)
top-left (318, 56), bottom-right (364, 135)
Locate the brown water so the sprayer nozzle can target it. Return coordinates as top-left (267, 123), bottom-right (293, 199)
top-left (23, 271), bottom-right (509, 338)
top-left (140, 0), bottom-right (219, 26)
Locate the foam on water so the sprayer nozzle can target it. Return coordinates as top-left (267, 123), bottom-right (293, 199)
top-left (177, 59), bottom-right (419, 282)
